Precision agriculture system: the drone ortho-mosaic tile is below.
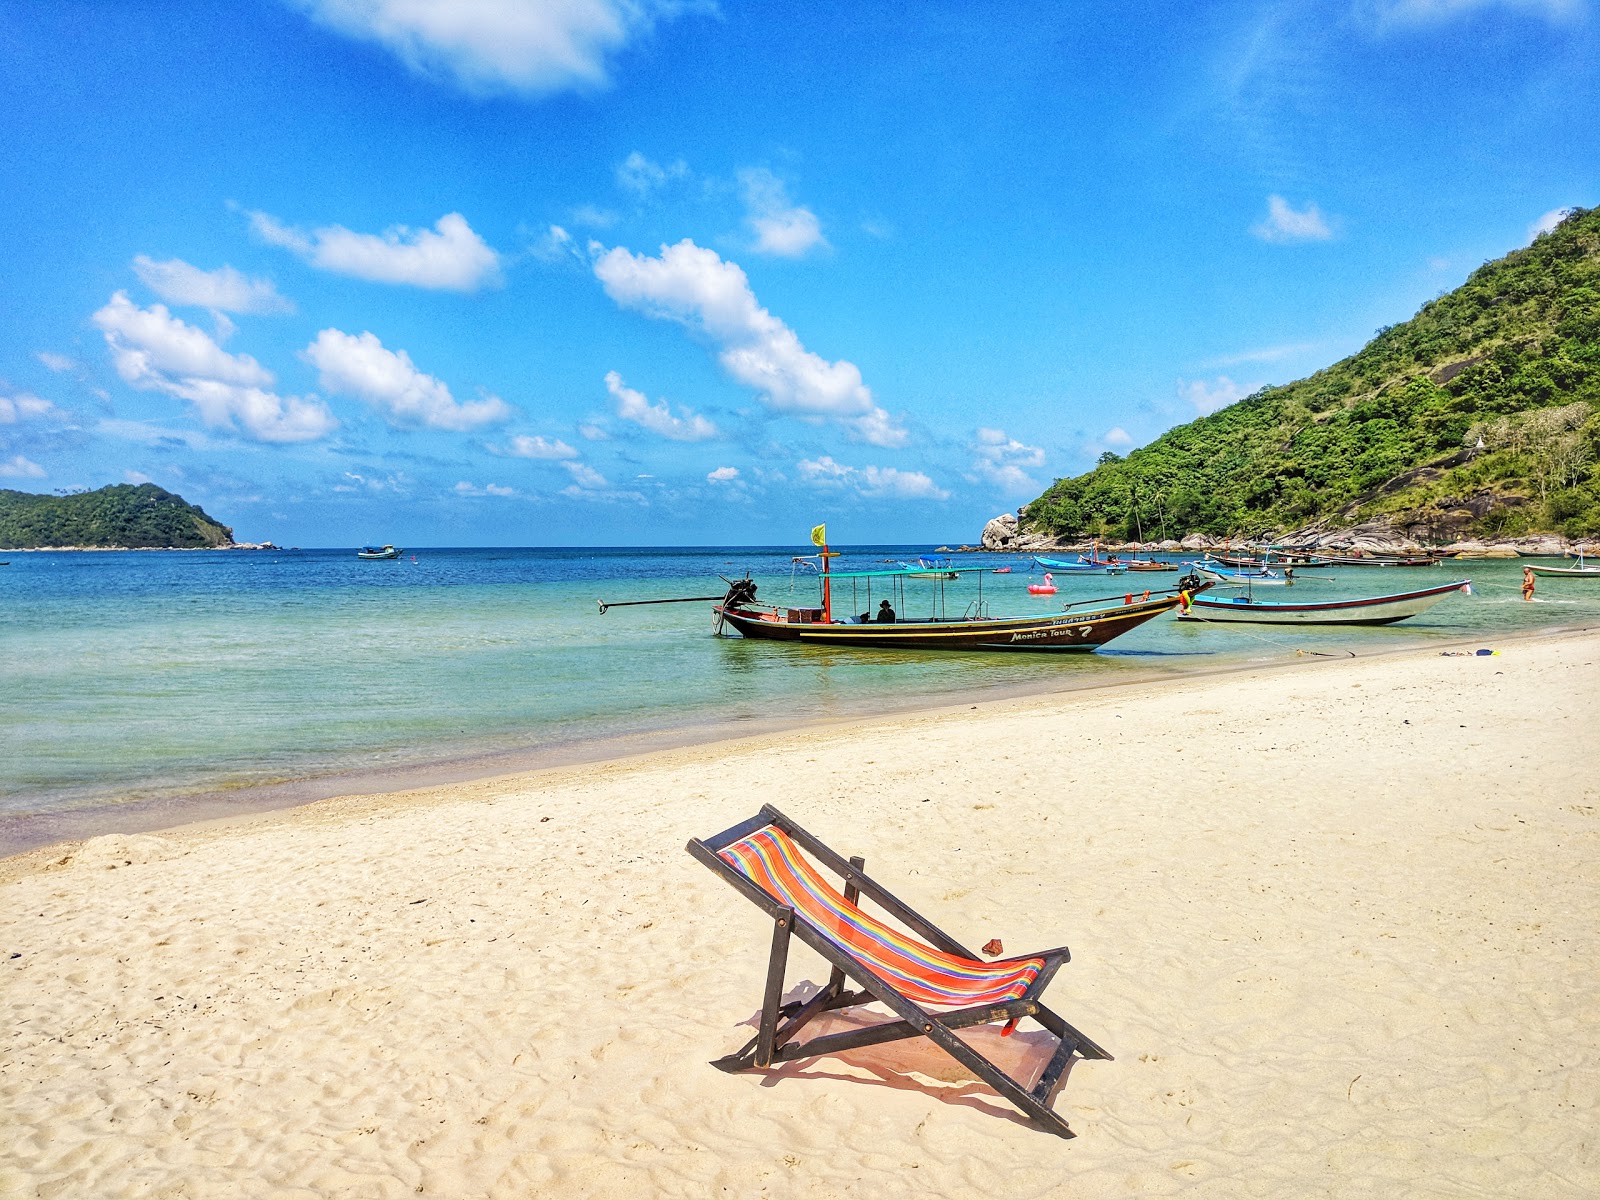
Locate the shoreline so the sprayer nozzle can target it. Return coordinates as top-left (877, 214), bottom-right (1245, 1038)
top-left (3, 625), bottom-right (1596, 1195)
top-left (4, 618), bottom-right (1590, 868)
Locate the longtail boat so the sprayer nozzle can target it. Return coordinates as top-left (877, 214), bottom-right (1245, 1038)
top-left (1192, 560), bottom-right (1292, 585)
top-left (1032, 554), bottom-right (1121, 573)
top-left (599, 529), bottom-right (1205, 652)
top-left (1176, 580), bottom-right (1471, 625)
top-left (1530, 551), bottom-right (1600, 578)
top-left (714, 572), bottom-right (1200, 651)
top-left (1211, 551), bottom-right (1323, 569)
top-left (716, 528), bottom-right (1208, 651)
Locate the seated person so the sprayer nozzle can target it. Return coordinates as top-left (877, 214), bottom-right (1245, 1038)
top-left (875, 599), bottom-right (897, 624)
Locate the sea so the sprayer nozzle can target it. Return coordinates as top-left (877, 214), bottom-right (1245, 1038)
top-left (3, 545), bottom-right (1595, 855)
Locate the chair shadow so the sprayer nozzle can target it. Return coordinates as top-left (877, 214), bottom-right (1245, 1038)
top-left (726, 980), bottom-right (1078, 1133)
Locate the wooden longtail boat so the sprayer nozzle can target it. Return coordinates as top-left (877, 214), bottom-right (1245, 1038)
top-left (1211, 552), bottom-right (1322, 569)
top-left (1530, 552), bottom-right (1600, 578)
top-left (1192, 561), bottom-right (1292, 585)
top-left (1176, 580), bottom-right (1471, 625)
top-left (1529, 565), bottom-right (1600, 578)
top-left (711, 537), bottom-right (1207, 652)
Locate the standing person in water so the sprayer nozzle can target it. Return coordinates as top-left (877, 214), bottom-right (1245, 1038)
top-left (1522, 566), bottom-right (1536, 602)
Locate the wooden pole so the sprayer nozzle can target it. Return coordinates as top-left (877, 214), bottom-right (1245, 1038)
top-left (821, 541), bottom-right (832, 622)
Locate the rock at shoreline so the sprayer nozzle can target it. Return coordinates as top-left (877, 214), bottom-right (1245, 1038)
top-left (979, 511), bottom-right (1589, 558)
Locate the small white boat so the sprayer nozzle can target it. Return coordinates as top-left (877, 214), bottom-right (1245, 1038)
top-left (357, 544), bottom-right (402, 560)
top-left (1192, 561), bottom-right (1292, 586)
top-left (1530, 552), bottom-right (1600, 578)
top-left (1177, 580), bottom-right (1471, 625)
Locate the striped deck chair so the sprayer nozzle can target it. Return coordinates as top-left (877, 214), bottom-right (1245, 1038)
top-left (687, 805), bottom-right (1111, 1139)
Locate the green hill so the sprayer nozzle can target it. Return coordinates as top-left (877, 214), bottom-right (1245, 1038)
top-left (1023, 206), bottom-right (1600, 543)
top-left (0, 483), bottom-right (235, 549)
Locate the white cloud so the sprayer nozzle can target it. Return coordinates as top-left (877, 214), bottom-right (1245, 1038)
top-left (972, 427), bottom-right (1046, 492)
top-left (35, 351), bottom-right (75, 373)
top-left (706, 465), bottom-right (740, 482)
top-left (0, 391), bottom-right (56, 424)
top-left (1103, 426), bottom-right (1135, 449)
top-left (124, 470), bottom-right (155, 485)
top-left (617, 151), bottom-right (688, 195)
top-left (304, 329), bottom-right (512, 431)
top-left (92, 292), bottom-right (337, 443)
top-left (605, 370), bottom-right (718, 441)
top-left (288, 0), bottom-right (700, 96)
top-left (505, 434), bottom-right (578, 459)
top-left (95, 417), bottom-right (227, 450)
top-left (797, 455), bottom-right (948, 500)
top-left (592, 238), bottom-right (906, 446)
top-left (1368, 0), bottom-right (1583, 27)
top-left (333, 470), bottom-right (410, 494)
top-left (577, 421), bottom-right (610, 441)
top-left (1178, 375), bottom-right (1254, 415)
top-left (251, 210), bottom-right (502, 291)
top-left (569, 204), bottom-right (618, 229)
top-left (1528, 207), bottom-right (1574, 242)
top-left (530, 223), bottom-right (582, 265)
top-left (739, 168), bottom-right (827, 258)
top-left (95, 291), bottom-right (272, 388)
top-left (132, 255), bottom-right (294, 314)
top-left (562, 460), bottom-right (608, 489)
top-left (0, 454), bottom-right (46, 479)
top-left (1251, 195), bottom-right (1333, 243)
top-left (454, 480), bottom-right (516, 497)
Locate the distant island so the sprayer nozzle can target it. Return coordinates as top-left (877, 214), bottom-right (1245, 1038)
top-left (0, 483), bottom-right (238, 549)
top-left (1011, 205), bottom-right (1600, 550)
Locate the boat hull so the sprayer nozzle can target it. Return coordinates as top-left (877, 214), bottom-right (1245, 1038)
top-left (1193, 564), bottom-right (1290, 585)
top-left (1529, 565), bottom-right (1600, 578)
top-left (1176, 581), bottom-right (1469, 625)
top-left (716, 593), bottom-right (1186, 652)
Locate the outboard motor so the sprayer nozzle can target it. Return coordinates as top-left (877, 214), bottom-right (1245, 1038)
top-left (713, 575), bottom-right (759, 635)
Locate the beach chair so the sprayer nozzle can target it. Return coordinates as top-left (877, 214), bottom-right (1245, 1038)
top-left (687, 805), bottom-right (1111, 1139)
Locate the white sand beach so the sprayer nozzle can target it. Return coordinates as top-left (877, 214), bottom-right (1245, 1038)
top-left (3, 629), bottom-right (1598, 1198)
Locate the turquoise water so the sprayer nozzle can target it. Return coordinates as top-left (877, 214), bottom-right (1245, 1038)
top-left (3, 546), bottom-right (1595, 853)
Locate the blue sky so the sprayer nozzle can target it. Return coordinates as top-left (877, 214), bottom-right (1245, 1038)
top-left (1, 1), bottom-right (1596, 547)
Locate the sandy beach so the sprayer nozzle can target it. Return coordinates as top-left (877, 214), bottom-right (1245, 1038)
top-left (3, 629), bottom-right (1598, 1198)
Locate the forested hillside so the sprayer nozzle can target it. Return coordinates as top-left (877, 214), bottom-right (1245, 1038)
top-left (0, 483), bottom-right (234, 549)
top-left (1024, 206), bottom-right (1600, 542)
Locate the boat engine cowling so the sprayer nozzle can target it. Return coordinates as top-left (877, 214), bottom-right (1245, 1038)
top-left (721, 577), bottom-right (759, 608)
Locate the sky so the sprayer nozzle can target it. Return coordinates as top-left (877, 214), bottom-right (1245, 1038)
top-left (1, 1), bottom-right (1596, 547)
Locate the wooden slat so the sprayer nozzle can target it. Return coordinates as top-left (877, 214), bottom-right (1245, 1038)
top-left (1031, 1032), bottom-right (1080, 1106)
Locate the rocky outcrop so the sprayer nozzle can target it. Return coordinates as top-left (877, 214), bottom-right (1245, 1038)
top-left (979, 511), bottom-right (1593, 558)
top-left (980, 512), bottom-right (1073, 552)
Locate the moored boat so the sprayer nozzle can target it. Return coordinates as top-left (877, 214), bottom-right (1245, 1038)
top-left (1176, 580), bottom-right (1472, 625)
top-left (708, 530), bottom-right (1207, 652)
top-left (1530, 551), bottom-right (1600, 578)
top-left (357, 544), bottom-right (402, 560)
top-left (1032, 554), bottom-right (1127, 574)
top-left (1192, 560), bottom-right (1292, 585)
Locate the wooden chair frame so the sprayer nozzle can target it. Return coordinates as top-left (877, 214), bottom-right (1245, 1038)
top-left (687, 804), bottom-right (1111, 1139)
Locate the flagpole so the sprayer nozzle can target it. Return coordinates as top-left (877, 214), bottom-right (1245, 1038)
top-left (821, 539), bottom-right (832, 623)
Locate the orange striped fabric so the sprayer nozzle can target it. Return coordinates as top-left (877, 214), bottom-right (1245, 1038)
top-left (720, 826), bottom-right (1044, 1009)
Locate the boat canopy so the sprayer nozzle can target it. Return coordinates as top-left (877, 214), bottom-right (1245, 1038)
top-left (824, 565), bottom-right (978, 580)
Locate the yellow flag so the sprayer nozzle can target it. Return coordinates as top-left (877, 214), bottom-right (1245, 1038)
top-left (810, 523), bottom-right (827, 547)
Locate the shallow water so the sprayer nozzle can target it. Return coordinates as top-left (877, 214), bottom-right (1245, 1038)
top-left (3, 545), bottom-right (1594, 853)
